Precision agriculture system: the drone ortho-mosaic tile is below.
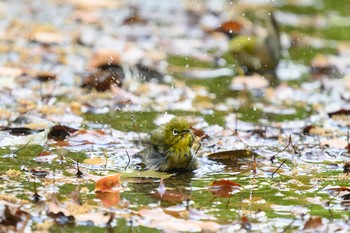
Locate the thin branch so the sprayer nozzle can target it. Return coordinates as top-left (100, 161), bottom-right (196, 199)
top-left (124, 151), bottom-right (131, 170)
top-left (270, 135), bottom-right (292, 163)
top-left (195, 142), bottom-right (202, 155)
top-left (271, 159), bottom-right (287, 179)
top-left (282, 218), bottom-right (295, 233)
top-left (12, 140), bottom-right (31, 154)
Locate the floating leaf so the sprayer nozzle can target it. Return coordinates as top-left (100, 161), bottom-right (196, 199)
top-left (30, 169), bottom-right (49, 178)
top-left (95, 174), bottom-right (121, 193)
top-left (321, 138), bottom-right (348, 149)
top-left (328, 109), bottom-right (350, 117)
top-left (208, 149), bottom-right (258, 172)
top-left (208, 149), bottom-right (258, 161)
top-left (303, 217), bottom-right (323, 231)
top-left (48, 125), bottom-right (78, 141)
top-left (83, 157), bottom-right (106, 165)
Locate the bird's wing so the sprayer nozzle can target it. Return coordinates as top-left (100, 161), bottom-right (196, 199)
top-left (149, 126), bottom-right (166, 147)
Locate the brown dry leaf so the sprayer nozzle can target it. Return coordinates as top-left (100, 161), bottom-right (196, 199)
top-left (328, 109), bottom-right (350, 117)
top-left (311, 54), bottom-right (332, 69)
top-left (321, 138), bottom-right (348, 149)
top-left (303, 216), bottom-right (323, 231)
top-left (163, 206), bottom-right (189, 219)
top-left (95, 174), bottom-right (121, 193)
top-left (70, 102), bottom-right (82, 115)
top-left (48, 125), bottom-right (78, 141)
top-left (136, 208), bottom-right (220, 232)
top-left (68, 0), bottom-right (124, 10)
top-left (68, 129), bottom-right (117, 145)
top-left (324, 186), bottom-right (350, 198)
top-left (303, 125), bottom-right (330, 136)
top-left (88, 49), bottom-right (122, 70)
top-left (230, 74), bottom-right (269, 91)
top-left (83, 157), bottom-right (106, 165)
top-left (33, 31), bottom-right (65, 45)
top-left (32, 71), bottom-right (57, 82)
top-left (0, 67), bottom-right (23, 77)
top-left (74, 212), bottom-right (113, 225)
top-left (33, 151), bottom-right (58, 163)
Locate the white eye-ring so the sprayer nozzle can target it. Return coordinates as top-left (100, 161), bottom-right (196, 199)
top-left (173, 129), bottom-right (179, 135)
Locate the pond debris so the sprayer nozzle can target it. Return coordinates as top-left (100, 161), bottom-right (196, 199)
top-left (32, 181), bottom-right (43, 203)
top-left (48, 125), bottom-right (78, 141)
top-left (30, 169), bottom-right (49, 179)
top-left (208, 179), bottom-right (241, 200)
top-left (94, 174), bottom-right (121, 193)
top-left (271, 159), bottom-right (287, 179)
top-left (75, 159), bottom-right (84, 178)
top-left (1, 0), bottom-right (350, 231)
top-left (303, 216), bottom-right (324, 231)
top-left (0, 205), bottom-right (30, 232)
top-left (343, 162), bottom-right (350, 173)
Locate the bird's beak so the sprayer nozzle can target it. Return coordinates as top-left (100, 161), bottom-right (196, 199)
top-left (180, 129), bottom-right (191, 135)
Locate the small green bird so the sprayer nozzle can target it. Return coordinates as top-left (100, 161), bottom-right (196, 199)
top-left (229, 12), bottom-right (281, 75)
top-left (140, 117), bottom-right (198, 172)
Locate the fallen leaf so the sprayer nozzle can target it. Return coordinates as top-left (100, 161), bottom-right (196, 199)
top-left (33, 31), bottom-right (65, 45)
top-left (321, 138), bottom-right (348, 149)
top-left (83, 157), bottom-right (106, 165)
top-left (230, 74), bottom-right (269, 91)
top-left (88, 49), bottom-right (122, 70)
top-left (30, 169), bottom-right (49, 178)
top-left (136, 208), bottom-right (221, 232)
top-left (95, 174), bottom-right (121, 193)
top-left (328, 109), bottom-right (350, 117)
top-left (48, 125), bottom-right (78, 141)
top-left (303, 216), bottom-right (323, 231)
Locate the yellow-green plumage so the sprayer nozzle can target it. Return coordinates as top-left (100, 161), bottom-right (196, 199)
top-left (141, 117), bottom-right (198, 171)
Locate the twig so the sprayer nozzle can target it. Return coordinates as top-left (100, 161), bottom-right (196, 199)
top-left (103, 149), bottom-right (108, 169)
top-left (282, 218), bottom-right (295, 233)
top-left (125, 151), bottom-right (131, 170)
top-left (75, 159), bottom-right (83, 178)
top-left (131, 115), bottom-right (142, 148)
top-left (234, 110), bottom-right (238, 135)
top-left (270, 135), bottom-right (292, 163)
top-left (12, 140), bottom-right (31, 154)
top-left (253, 155), bottom-right (257, 175)
top-left (195, 142), bottom-right (202, 155)
top-left (271, 159), bottom-right (287, 179)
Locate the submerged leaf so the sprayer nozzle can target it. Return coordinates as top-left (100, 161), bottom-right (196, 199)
top-left (208, 179), bottom-right (241, 198)
top-left (95, 191), bottom-right (120, 207)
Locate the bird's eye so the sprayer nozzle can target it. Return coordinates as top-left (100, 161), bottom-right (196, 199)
top-left (173, 129), bottom-right (179, 135)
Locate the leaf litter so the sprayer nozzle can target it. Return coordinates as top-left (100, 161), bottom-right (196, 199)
top-left (0, 0), bottom-right (350, 232)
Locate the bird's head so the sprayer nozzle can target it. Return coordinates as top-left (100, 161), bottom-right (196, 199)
top-left (163, 117), bottom-right (194, 147)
